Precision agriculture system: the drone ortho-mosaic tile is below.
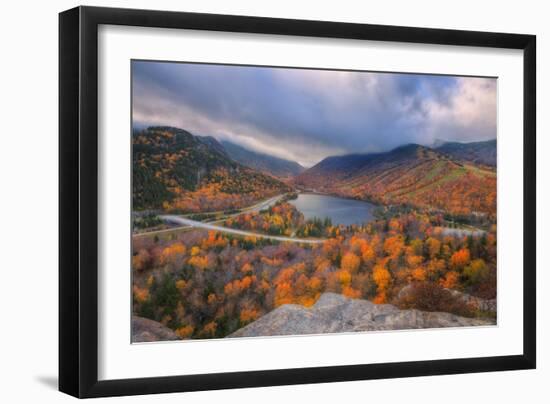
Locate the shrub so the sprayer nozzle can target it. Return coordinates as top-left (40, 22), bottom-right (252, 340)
top-left (463, 259), bottom-right (489, 286)
top-left (175, 325), bottom-right (194, 338)
top-left (396, 282), bottom-right (475, 318)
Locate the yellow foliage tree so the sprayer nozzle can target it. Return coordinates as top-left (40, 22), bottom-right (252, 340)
top-left (160, 242), bottom-right (186, 265)
top-left (188, 255), bottom-right (209, 270)
top-left (338, 269), bottom-right (352, 287)
top-left (383, 235), bottom-right (404, 258)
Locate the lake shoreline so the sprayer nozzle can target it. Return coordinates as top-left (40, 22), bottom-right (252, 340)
top-left (294, 189), bottom-right (382, 208)
top-left (288, 192), bottom-right (379, 227)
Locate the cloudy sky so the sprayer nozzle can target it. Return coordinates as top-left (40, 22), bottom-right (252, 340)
top-left (132, 60), bottom-right (496, 167)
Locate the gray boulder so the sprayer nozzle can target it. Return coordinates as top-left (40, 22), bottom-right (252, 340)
top-left (229, 293), bottom-right (494, 338)
top-left (132, 316), bottom-right (181, 343)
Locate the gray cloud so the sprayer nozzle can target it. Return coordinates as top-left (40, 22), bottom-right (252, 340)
top-left (132, 61), bottom-right (496, 167)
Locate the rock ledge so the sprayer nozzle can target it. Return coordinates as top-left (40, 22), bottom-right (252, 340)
top-left (132, 316), bottom-right (180, 342)
top-left (229, 293), bottom-right (495, 338)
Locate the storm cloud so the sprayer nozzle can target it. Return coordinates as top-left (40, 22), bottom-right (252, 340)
top-left (132, 61), bottom-right (496, 167)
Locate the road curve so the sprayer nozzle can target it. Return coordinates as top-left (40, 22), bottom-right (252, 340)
top-left (242, 194), bottom-right (285, 213)
top-left (134, 194), bottom-right (286, 238)
top-left (160, 215), bottom-right (325, 244)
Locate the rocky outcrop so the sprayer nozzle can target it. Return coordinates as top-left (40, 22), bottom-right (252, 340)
top-left (229, 293), bottom-right (495, 338)
top-left (132, 316), bottom-right (181, 343)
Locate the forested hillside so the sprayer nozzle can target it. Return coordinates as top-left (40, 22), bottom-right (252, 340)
top-left (294, 144), bottom-right (496, 218)
top-left (133, 127), bottom-right (290, 212)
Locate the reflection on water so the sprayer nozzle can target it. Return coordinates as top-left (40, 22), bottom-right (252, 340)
top-left (289, 193), bottom-right (377, 226)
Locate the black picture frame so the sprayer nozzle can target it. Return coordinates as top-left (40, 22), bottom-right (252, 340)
top-left (59, 6), bottom-right (536, 398)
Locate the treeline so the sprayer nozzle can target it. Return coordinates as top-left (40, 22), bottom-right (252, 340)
top-left (226, 202), bottom-right (338, 238)
top-left (133, 213), bottom-right (162, 230)
top-left (226, 202), bottom-right (303, 236)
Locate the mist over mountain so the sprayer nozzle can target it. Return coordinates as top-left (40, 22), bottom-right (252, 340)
top-left (220, 140), bottom-right (305, 178)
top-left (197, 135), bottom-right (229, 157)
top-left (435, 139), bottom-right (496, 167)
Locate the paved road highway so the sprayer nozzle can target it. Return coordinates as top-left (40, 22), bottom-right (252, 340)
top-left (160, 215), bottom-right (325, 244)
top-left (134, 194), bottom-right (325, 244)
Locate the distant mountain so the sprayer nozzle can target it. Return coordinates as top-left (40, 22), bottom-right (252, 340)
top-left (295, 143), bottom-right (496, 216)
top-left (220, 140), bottom-right (304, 178)
top-left (435, 139), bottom-right (496, 167)
top-left (133, 127), bottom-right (290, 211)
top-left (301, 144), bottom-right (427, 179)
top-left (431, 138), bottom-right (449, 148)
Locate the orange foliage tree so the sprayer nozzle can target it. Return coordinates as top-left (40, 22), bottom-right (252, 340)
top-left (450, 248), bottom-right (471, 269)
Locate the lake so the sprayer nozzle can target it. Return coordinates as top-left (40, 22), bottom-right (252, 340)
top-left (289, 193), bottom-right (377, 226)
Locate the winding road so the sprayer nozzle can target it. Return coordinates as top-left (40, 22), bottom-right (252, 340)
top-left (134, 193), bottom-right (326, 244)
top-left (160, 215), bottom-right (325, 244)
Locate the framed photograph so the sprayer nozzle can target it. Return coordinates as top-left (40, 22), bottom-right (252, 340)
top-left (59, 6), bottom-right (536, 398)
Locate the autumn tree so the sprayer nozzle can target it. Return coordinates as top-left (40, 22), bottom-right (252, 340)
top-left (439, 271), bottom-right (460, 289)
top-left (384, 235), bottom-right (405, 258)
top-left (450, 248), bottom-right (471, 270)
top-left (425, 237), bottom-right (441, 259)
top-left (463, 259), bottom-right (489, 286)
top-left (160, 242), bottom-right (186, 266)
top-left (175, 325), bottom-right (194, 338)
top-left (372, 261), bottom-right (392, 303)
top-left (240, 306), bottom-right (260, 324)
top-left (341, 252), bottom-right (361, 273)
top-left (132, 249), bottom-right (151, 271)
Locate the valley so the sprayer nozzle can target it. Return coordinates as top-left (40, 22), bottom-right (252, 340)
top-left (132, 126), bottom-right (497, 341)
top-left (294, 144), bottom-right (496, 219)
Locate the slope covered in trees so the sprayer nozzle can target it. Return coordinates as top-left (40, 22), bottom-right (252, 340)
top-left (133, 127), bottom-right (291, 212)
top-left (132, 211), bottom-right (496, 339)
top-left (294, 144), bottom-right (496, 218)
top-left (225, 199), bottom-right (338, 238)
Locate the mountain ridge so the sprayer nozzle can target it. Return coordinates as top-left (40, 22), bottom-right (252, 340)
top-left (295, 143), bottom-right (496, 217)
top-left (132, 126), bottom-right (290, 211)
top-left (435, 139), bottom-right (496, 166)
top-left (220, 139), bottom-right (304, 178)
